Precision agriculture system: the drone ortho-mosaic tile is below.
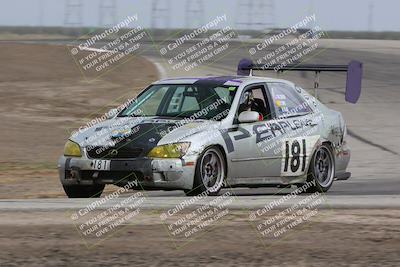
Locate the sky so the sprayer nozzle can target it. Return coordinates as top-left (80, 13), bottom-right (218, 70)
top-left (0, 0), bottom-right (399, 31)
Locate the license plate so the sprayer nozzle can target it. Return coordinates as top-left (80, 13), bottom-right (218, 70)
top-left (91, 160), bottom-right (111, 171)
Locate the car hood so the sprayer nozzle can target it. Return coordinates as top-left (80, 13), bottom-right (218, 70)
top-left (70, 117), bottom-right (219, 155)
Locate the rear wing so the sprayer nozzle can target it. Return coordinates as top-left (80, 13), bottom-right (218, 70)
top-left (237, 59), bottom-right (363, 104)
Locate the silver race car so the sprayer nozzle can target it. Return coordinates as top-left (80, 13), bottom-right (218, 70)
top-left (59, 59), bottom-right (362, 198)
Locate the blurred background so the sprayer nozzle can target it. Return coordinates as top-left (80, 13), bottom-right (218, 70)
top-left (1, 2), bottom-right (400, 265)
top-left (1, 0), bottom-right (400, 38)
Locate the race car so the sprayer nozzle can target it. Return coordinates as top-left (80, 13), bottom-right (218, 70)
top-left (58, 59), bottom-right (362, 198)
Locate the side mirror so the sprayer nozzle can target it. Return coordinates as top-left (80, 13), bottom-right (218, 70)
top-left (238, 111), bottom-right (259, 123)
top-left (106, 108), bottom-right (118, 119)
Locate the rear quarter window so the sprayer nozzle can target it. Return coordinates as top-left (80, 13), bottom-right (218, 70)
top-left (268, 83), bottom-right (312, 117)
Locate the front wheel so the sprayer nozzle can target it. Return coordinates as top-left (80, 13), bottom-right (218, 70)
top-left (62, 184), bottom-right (105, 198)
top-left (185, 146), bottom-right (225, 196)
top-left (305, 144), bottom-right (335, 193)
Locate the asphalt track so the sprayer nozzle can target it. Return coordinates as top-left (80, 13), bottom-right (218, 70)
top-left (1, 38), bottom-right (399, 209)
top-left (1, 194), bottom-right (400, 210)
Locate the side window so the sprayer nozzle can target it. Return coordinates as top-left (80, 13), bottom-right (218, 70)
top-left (268, 83), bottom-right (312, 117)
top-left (214, 87), bottom-right (231, 104)
top-left (237, 85), bottom-right (271, 121)
top-left (297, 86), bottom-right (319, 109)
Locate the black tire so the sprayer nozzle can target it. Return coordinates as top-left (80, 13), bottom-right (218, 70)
top-left (185, 146), bottom-right (226, 196)
top-left (305, 144), bottom-right (335, 193)
top-left (63, 184), bottom-right (105, 198)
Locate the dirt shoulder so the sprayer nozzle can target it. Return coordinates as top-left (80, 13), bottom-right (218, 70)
top-left (0, 43), bottom-right (158, 198)
top-left (0, 209), bottom-right (398, 266)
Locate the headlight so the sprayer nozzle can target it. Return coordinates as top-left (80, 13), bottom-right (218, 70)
top-left (147, 142), bottom-right (191, 158)
top-left (64, 140), bottom-right (82, 157)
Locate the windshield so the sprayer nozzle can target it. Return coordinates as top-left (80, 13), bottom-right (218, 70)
top-left (119, 84), bottom-right (238, 120)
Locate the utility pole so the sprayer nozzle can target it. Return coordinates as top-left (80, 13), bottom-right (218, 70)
top-left (368, 1), bottom-right (374, 31)
top-left (185, 0), bottom-right (205, 29)
top-left (64, 0), bottom-right (83, 27)
top-left (38, 0), bottom-right (45, 26)
top-left (308, 0), bottom-right (316, 28)
top-left (37, 0), bottom-right (46, 34)
top-left (236, 0), bottom-right (275, 31)
top-left (99, 0), bottom-right (117, 28)
top-left (151, 0), bottom-right (171, 29)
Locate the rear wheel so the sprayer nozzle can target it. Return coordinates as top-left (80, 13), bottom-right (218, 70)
top-left (63, 184), bottom-right (105, 198)
top-left (305, 144), bottom-right (335, 193)
top-left (185, 146), bottom-right (225, 196)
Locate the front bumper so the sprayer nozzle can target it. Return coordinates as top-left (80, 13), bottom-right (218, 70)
top-left (58, 156), bottom-right (196, 190)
